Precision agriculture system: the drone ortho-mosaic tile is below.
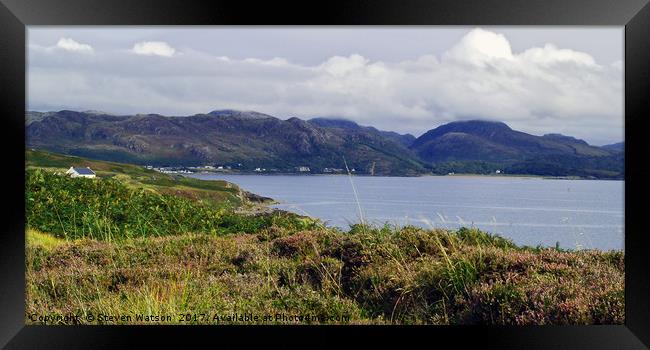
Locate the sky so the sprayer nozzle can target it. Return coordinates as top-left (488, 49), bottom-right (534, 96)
top-left (27, 26), bottom-right (624, 145)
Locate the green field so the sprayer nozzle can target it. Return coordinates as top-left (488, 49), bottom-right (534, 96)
top-left (25, 150), bottom-right (625, 325)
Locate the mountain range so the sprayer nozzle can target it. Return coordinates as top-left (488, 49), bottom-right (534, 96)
top-left (25, 110), bottom-right (624, 178)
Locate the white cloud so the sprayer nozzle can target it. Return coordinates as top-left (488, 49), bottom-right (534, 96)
top-left (243, 57), bottom-right (290, 66)
top-left (132, 41), bottom-right (176, 57)
top-left (55, 38), bottom-right (94, 54)
top-left (444, 28), bottom-right (514, 66)
top-left (28, 28), bottom-right (624, 145)
top-left (320, 54), bottom-right (370, 77)
top-left (520, 44), bottom-right (598, 67)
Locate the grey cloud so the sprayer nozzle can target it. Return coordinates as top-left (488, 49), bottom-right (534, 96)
top-left (27, 27), bottom-right (623, 145)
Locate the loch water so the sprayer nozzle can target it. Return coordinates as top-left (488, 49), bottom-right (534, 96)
top-left (190, 174), bottom-right (624, 251)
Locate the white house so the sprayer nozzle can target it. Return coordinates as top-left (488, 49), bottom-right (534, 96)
top-left (66, 167), bottom-right (96, 178)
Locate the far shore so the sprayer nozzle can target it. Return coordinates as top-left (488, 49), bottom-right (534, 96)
top-left (186, 171), bottom-right (623, 181)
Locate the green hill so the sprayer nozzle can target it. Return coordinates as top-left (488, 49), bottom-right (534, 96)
top-left (410, 120), bottom-right (623, 178)
top-left (26, 148), bottom-right (270, 207)
top-left (26, 111), bottom-right (624, 178)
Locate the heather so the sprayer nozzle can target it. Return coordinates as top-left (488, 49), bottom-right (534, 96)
top-left (25, 152), bottom-right (624, 325)
top-left (26, 224), bottom-right (624, 325)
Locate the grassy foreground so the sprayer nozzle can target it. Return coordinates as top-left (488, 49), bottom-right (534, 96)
top-left (25, 151), bottom-right (624, 325)
top-left (26, 225), bottom-right (624, 325)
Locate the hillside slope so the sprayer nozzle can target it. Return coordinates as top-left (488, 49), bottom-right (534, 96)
top-left (25, 148), bottom-right (271, 207)
top-left (410, 120), bottom-right (623, 178)
top-left (26, 111), bottom-right (623, 178)
top-left (26, 110), bottom-right (426, 176)
top-left (411, 120), bottom-right (612, 162)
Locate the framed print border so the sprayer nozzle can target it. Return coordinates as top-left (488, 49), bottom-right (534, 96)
top-left (1, 0), bottom-right (648, 348)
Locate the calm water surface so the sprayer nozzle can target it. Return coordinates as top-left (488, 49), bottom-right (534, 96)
top-left (190, 174), bottom-right (624, 251)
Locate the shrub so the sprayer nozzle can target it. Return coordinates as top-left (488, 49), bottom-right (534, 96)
top-left (26, 169), bottom-right (316, 240)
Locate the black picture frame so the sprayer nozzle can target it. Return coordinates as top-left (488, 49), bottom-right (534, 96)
top-left (1, 0), bottom-right (649, 348)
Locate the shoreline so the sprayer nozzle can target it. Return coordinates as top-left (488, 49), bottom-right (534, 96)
top-left (187, 172), bottom-right (623, 181)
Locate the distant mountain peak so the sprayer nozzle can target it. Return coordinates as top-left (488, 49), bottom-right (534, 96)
top-left (409, 118), bottom-right (614, 165)
top-left (446, 119), bottom-right (512, 130)
top-left (308, 117), bottom-right (360, 129)
top-left (411, 119), bottom-right (512, 148)
top-left (207, 109), bottom-right (274, 120)
top-left (82, 110), bottom-right (114, 116)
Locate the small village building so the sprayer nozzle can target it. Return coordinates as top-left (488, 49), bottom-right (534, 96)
top-left (66, 167), bottom-right (96, 178)
top-left (323, 168), bottom-right (344, 174)
top-left (296, 166), bottom-right (310, 172)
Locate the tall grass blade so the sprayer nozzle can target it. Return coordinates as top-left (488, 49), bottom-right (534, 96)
top-left (343, 156), bottom-right (365, 227)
